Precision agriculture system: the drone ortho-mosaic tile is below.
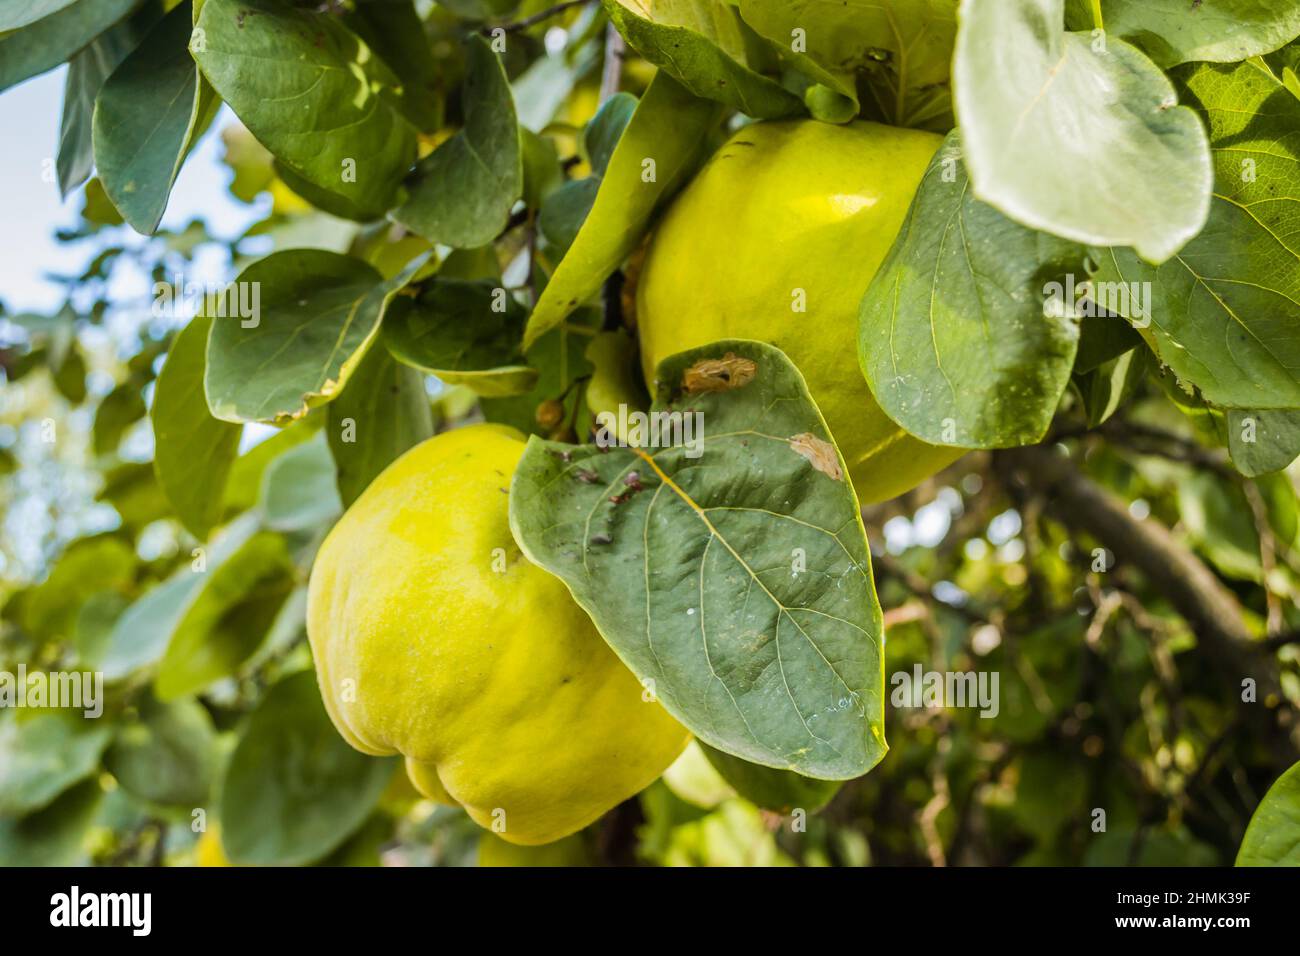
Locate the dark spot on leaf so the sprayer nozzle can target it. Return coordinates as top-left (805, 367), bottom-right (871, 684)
top-left (623, 471), bottom-right (642, 491)
top-left (590, 533), bottom-right (611, 545)
top-left (576, 469), bottom-right (600, 483)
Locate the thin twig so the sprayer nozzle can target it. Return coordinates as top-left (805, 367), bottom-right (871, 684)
top-left (484, 0), bottom-right (592, 35)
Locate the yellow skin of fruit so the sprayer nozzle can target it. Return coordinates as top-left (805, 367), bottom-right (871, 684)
top-left (307, 424), bottom-right (690, 846)
top-left (195, 828), bottom-right (231, 867)
top-left (637, 119), bottom-right (964, 504)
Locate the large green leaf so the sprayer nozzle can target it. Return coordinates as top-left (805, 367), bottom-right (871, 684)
top-left (1237, 759), bottom-right (1300, 865)
top-left (383, 279), bottom-right (535, 397)
top-left (953, 0), bottom-right (1212, 263)
top-left (522, 72), bottom-right (721, 349)
top-left (392, 35), bottom-right (520, 248)
top-left (155, 530), bottom-right (296, 700)
top-left (219, 671), bottom-right (396, 866)
top-left (0, 0), bottom-right (141, 93)
top-left (103, 695), bottom-right (217, 806)
top-left (205, 250), bottom-right (413, 425)
top-left (327, 342), bottom-right (434, 506)
top-left (152, 315), bottom-right (242, 539)
top-left (0, 712), bottom-right (113, 816)
top-left (56, 4), bottom-right (159, 197)
top-left (1090, 59), bottom-right (1300, 409)
top-left (510, 340), bottom-right (886, 779)
top-left (859, 131), bottom-right (1084, 448)
top-left (193, 0), bottom-right (416, 218)
top-left (604, 0), bottom-right (802, 118)
top-left (1066, 0), bottom-right (1300, 68)
top-left (1227, 409), bottom-right (1300, 477)
top-left (736, 0), bottom-right (958, 128)
top-left (94, 0), bottom-right (216, 234)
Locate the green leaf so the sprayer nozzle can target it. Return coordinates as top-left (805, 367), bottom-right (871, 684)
top-left (0, 782), bottom-right (102, 866)
top-left (510, 340), bottom-right (886, 779)
top-left (0, 0), bottom-right (83, 31)
top-left (343, 0), bottom-right (439, 131)
top-left (1091, 59), bottom-right (1300, 409)
top-left (327, 342), bottom-right (434, 506)
top-left (260, 431), bottom-right (343, 532)
top-left (56, 5), bottom-right (159, 198)
top-left (97, 461), bottom-right (172, 530)
top-left (953, 0), bottom-right (1213, 263)
top-left (23, 536), bottom-right (135, 639)
top-left (94, 571), bottom-right (205, 682)
top-left (603, 0), bottom-right (803, 118)
top-left (219, 671), bottom-right (396, 865)
top-left (1227, 409), bottom-right (1300, 477)
top-left (94, 0), bottom-right (217, 234)
top-left (89, 512), bottom-right (277, 684)
top-left (204, 250), bottom-right (406, 425)
top-left (584, 329), bottom-right (650, 429)
top-left (92, 382), bottom-right (146, 457)
top-left (392, 35), bottom-right (521, 248)
top-left (104, 695), bottom-right (217, 806)
top-left (736, 0), bottom-right (960, 128)
top-left (221, 418), bottom-right (321, 516)
top-left (538, 92), bottom-right (637, 254)
top-left (152, 315), bottom-right (242, 539)
top-left (1073, 347), bottom-right (1149, 427)
top-left (383, 279), bottom-right (535, 397)
top-left (193, 0), bottom-right (416, 218)
top-left (699, 742), bottom-right (842, 813)
top-left (1237, 759), bottom-right (1300, 865)
top-left (0, 712), bottom-right (113, 816)
top-left (1067, 0), bottom-right (1300, 68)
top-left (858, 131), bottom-right (1084, 448)
top-left (0, 0), bottom-right (140, 93)
top-left (155, 530), bottom-right (296, 700)
top-left (1074, 311), bottom-right (1143, 374)
top-left (1178, 470), bottom-right (1297, 582)
top-left (523, 71), bottom-right (721, 350)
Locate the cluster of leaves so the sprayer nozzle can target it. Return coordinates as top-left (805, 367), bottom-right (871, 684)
top-left (1, 0), bottom-right (1299, 865)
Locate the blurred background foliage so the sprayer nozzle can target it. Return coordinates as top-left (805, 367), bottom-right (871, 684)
top-left (1, 0), bottom-right (1299, 867)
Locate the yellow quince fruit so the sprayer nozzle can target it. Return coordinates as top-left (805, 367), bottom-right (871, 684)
top-left (637, 119), bottom-right (964, 503)
top-left (307, 424), bottom-right (689, 845)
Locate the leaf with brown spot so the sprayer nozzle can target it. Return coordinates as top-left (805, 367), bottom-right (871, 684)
top-left (510, 339), bottom-right (884, 780)
top-left (682, 352), bottom-right (758, 394)
top-left (789, 433), bottom-right (843, 481)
